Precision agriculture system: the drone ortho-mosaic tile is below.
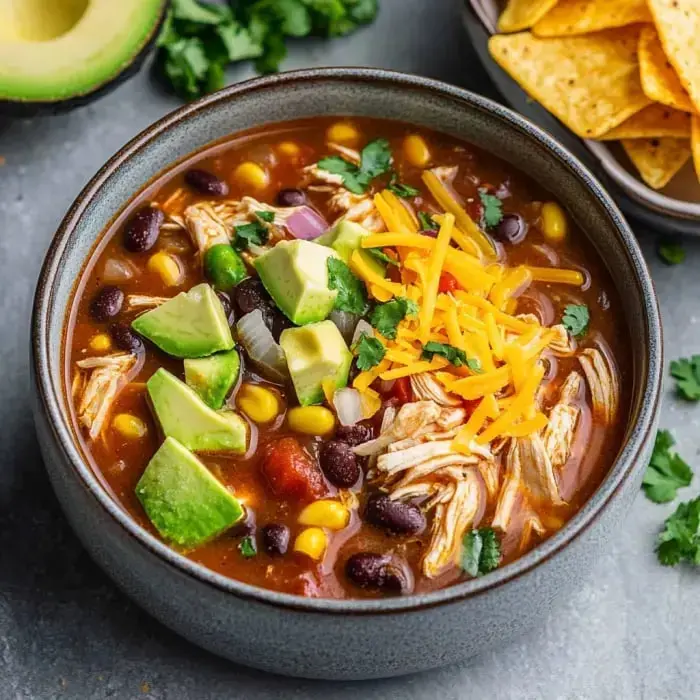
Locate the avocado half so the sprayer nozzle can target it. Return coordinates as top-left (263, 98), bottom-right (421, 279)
top-left (0, 0), bottom-right (167, 116)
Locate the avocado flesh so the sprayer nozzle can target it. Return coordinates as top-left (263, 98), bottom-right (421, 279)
top-left (280, 321), bottom-right (352, 406)
top-left (136, 437), bottom-right (244, 548)
top-left (316, 220), bottom-right (386, 278)
top-left (254, 240), bottom-right (339, 325)
top-left (132, 283), bottom-right (234, 359)
top-left (147, 369), bottom-right (247, 454)
top-left (184, 349), bottom-right (241, 410)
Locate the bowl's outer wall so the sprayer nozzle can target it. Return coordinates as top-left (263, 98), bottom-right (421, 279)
top-left (33, 72), bottom-right (661, 679)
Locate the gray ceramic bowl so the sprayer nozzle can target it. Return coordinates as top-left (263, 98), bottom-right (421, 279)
top-left (32, 68), bottom-right (662, 680)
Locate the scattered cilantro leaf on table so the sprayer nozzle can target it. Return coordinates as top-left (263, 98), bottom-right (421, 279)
top-left (366, 248), bottom-right (399, 267)
top-left (353, 333), bottom-right (386, 371)
top-left (327, 257), bottom-right (368, 315)
top-left (418, 211), bottom-right (438, 231)
top-left (642, 430), bottom-right (693, 504)
top-left (658, 239), bottom-right (685, 265)
top-left (421, 341), bottom-right (480, 370)
top-left (317, 138), bottom-right (392, 194)
top-left (670, 356), bottom-right (700, 401)
top-left (478, 190), bottom-right (503, 228)
top-left (387, 173), bottom-right (420, 199)
top-left (657, 496), bottom-right (700, 566)
top-left (461, 528), bottom-right (501, 577)
top-left (369, 297), bottom-right (419, 339)
top-left (562, 304), bottom-right (589, 337)
top-left (238, 535), bottom-right (257, 558)
top-left (233, 220), bottom-right (269, 250)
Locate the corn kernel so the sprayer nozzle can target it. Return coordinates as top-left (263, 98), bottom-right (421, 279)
top-left (147, 252), bottom-right (182, 287)
top-left (112, 413), bottom-right (148, 440)
top-left (540, 202), bottom-right (568, 243)
top-left (403, 134), bottom-right (431, 168)
top-left (287, 406), bottom-right (335, 436)
top-left (326, 122), bottom-right (359, 146)
top-left (293, 527), bottom-right (328, 560)
top-left (89, 333), bottom-right (112, 352)
top-left (278, 141), bottom-right (301, 158)
top-left (298, 500), bottom-right (350, 530)
top-left (233, 161), bottom-right (269, 191)
top-left (236, 383), bottom-right (280, 424)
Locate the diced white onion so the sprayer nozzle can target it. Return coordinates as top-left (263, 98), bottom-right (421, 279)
top-left (333, 388), bottom-right (363, 426)
top-left (236, 310), bottom-right (289, 383)
top-left (102, 258), bottom-right (136, 282)
top-left (351, 319), bottom-right (374, 347)
top-left (329, 310), bottom-right (359, 344)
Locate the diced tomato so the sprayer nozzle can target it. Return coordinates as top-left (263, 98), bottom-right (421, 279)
top-left (260, 437), bottom-right (327, 503)
top-left (392, 377), bottom-right (413, 404)
top-left (438, 272), bottom-right (460, 294)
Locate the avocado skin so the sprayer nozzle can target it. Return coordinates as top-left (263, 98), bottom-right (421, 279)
top-left (0, 2), bottom-right (166, 117)
top-left (184, 349), bottom-right (241, 410)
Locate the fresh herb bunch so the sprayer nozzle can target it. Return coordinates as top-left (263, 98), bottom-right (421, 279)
top-left (642, 430), bottom-right (693, 504)
top-left (157, 0), bottom-right (379, 100)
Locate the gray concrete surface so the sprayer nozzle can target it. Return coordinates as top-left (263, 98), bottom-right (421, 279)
top-left (0, 1), bottom-right (697, 698)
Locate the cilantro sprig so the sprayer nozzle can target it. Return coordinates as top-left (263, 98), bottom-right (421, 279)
top-left (421, 341), bottom-right (480, 370)
top-left (387, 173), bottom-right (420, 199)
top-left (366, 248), bottom-right (399, 267)
top-left (670, 356), bottom-right (700, 401)
top-left (657, 497), bottom-right (700, 566)
top-left (418, 211), bottom-right (438, 232)
top-left (353, 333), bottom-right (386, 371)
top-left (369, 297), bottom-right (419, 340)
top-left (461, 528), bottom-right (501, 577)
top-left (478, 190), bottom-right (503, 228)
top-left (233, 221), bottom-right (268, 250)
top-left (317, 139), bottom-right (392, 194)
top-left (327, 257), bottom-right (368, 315)
top-left (238, 535), bottom-right (257, 558)
top-left (562, 304), bottom-right (589, 337)
top-left (642, 430), bottom-right (693, 504)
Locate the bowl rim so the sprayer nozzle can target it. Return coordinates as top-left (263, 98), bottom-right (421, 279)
top-left (32, 67), bottom-right (662, 615)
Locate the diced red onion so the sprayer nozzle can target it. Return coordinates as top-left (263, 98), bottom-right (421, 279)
top-left (333, 388), bottom-right (363, 426)
top-left (236, 310), bottom-right (289, 383)
top-left (285, 206), bottom-right (329, 240)
top-left (329, 310), bottom-right (359, 344)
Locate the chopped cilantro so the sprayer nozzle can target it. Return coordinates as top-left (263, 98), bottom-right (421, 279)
top-left (642, 430), bottom-right (693, 504)
top-left (387, 172), bottom-right (420, 199)
top-left (670, 356), bottom-right (700, 401)
top-left (658, 239), bottom-right (685, 265)
top-left (562, 304), bottom-right (589, 337)
top-left (366, 248), bottom-right (399, 267)
top-left (327, 257), bottom-right (368, 315)
top-left (418, 211), bottom-right (438, 231)
top-left (317, 138), bottom-right (392, 194)
top-left (353, 333), bottom-right (386, 371)
top-left (256, 210), bottom-right (275, 222)
top-left (421, 341), bottom-right (479, 370)
top-left (657, 496), bottom-right (700, 566)
top-left (369, 297), bottom-right (419, 340)
top-left (461, 528), bottom-right (501, 577)
top-left (233, 220), bottom-right (269, 250)
top-left (478, 190), bottom-right (503, 228)
top-left (238, 535), bottom-right (257, 558)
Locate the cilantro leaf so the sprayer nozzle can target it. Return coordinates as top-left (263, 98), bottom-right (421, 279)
top-left (366, 248), bottom-right (398, 267)
top-left (238, 535), bottom-right (257, 558)
top-left (359, 138), bottom-right (392, 179)
top-left (387, 172), bottom-right (420, 199)
top-left (369, 297), bottom-right (419, 340)
top-left (418, 211), bottom-right (438, 231)
top-left (256, 210), bottom-right (275, 223)
top-left (317, 139), bottom-right (392, 194)
top-left (658, 239), bottom-right (685, 266)
top-left (478, 190), bottom-right (503, 228)
top-left (657, 497), bottom-right (700, 566)
top-left (461, 528), bottom-right (501, 577)
top-left (642, 430), bottom-right (693, 504)
top-left (421, 341), bottom-right (479, 370)
top-left (316, 155), bottom-right (368, 194)
top-left (353, 333), bottom-right (386, 371)
top-left (327, 257), bottom-right (368, 315)
top-left (233, 220), bottom-right (269, 250)
top-left (562, 304), bottom-right (589, 337)
top-left (670, 356), bottom-right (700, 401)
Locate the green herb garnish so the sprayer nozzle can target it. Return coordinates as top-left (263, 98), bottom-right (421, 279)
top-left (366, 248), bottom-right (399, 267)
top-left (561, 304), bottom-right (589, 337)
top-left (353, 333), bottom-right (386, 371)
top-left (238, 535), bottom-right (257, 558)
top-left (256, 210), bottom-right (275, 223)
top-left (387, 172), bottom-right (420, 199)
top-left (642, 430), bottom-right (693, 504)
top-left (657, 496), bottom-right (700, 566)
top-left (461, 528), bottom-right (501, 577)
top-left (658, 239), bottom-right (685, 265)
top-left (327, 257), bottom-right (368, 315)
top-left (418, 211), bottom-right (438, 231)
top-left (421, 341), bottom-right (480, 370)
top-left (478, 190), bottom-right (503, 228)
top-left (233, 220), bottom-right (269, 250)
top-left (317, 138), bottom-right (392, 194)
top-left (369, 297), bottom-right (419, 340)
top-left (670, 356), bottom-right (700, 400)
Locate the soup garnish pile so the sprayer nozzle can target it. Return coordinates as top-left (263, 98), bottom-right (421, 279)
top-left (67, 118), bottom-right (627, 598)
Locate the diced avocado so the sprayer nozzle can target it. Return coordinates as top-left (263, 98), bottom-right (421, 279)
top-left (184, 349), bottom-right (241, 410)
top-left (136, 437), bottom-right (244, 548)
top-left (147, 368), bottom-right (247, 454)
top-left (132, 283), bottom-right (233, 358)
top-left (316, 220), bottom-right (386, 278)
top-left (279, 321), bottom-right (352, 406)
top-left (254, 240), bottom-right (338, 325)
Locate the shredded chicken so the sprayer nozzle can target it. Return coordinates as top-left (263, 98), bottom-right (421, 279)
top-left (411, 373), bottom-right (462, 407)
top-left (430, 165), bottom-right (458, 185)
top-left (579, 348), bottom-right (619, 426)
top-left (75, 353), bottom-right (136, 439)
top-left (548, 324), bottom-right (576, 356)
top-left (515, 436), bottom-right (564, 507)
top-left (542, 371), bottom-right (582, 470)
top-left (126, 294), bottom-right (170, 310)
top-left (184, 202), bottom-right (231, 254)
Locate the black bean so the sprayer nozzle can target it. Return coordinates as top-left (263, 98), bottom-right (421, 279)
top-left (319, 440), bottom-right (360, 488)
top-left (365, 494), bottom-right (425, 535)
top-left (90, 286), bottom-right (124, 322)
top-left (262, 523), bottom-right (290, 556)
top-left (345, 553), bottom-right (413, 594)
top-left (184, 168), bottom-right (229, 197)
top-left (266, 308), bottom-right (293, 343)
top-left (110, 322), bottom-right (144, 354)
top-left (276, 188), bottom-right (307, 207)
top-left (493, 213), bottom-right (527, 245)
top-left (216, 291), bottom-right (235, 324)
top-left (335, 422), bottom-right (373, 447)
top-left (123, 206), bottom-right (163, 253)
top-left (231, 508), bottom-right (256, 537)
top-left (234, 278), bottom-right (271, 316)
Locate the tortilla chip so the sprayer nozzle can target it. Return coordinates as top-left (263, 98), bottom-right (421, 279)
top-left (691, 116), bottom-right (700, 184)
top-left (638, 27), bottom-right (695, 113)
top-left (488, 28), bottom-right (651, 139)
top-left (596, 105), bottom-right (691, 140)
top-left (647, 0), bottom-right (700, 113)
top-left (533, 0), bottom-right (652, 37)
top-left (498, 0), bottom-right (560, 32)
top-left (622, 138), bottom-right (691, 189)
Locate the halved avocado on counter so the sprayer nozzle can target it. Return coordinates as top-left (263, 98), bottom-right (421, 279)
top-left (0, 0), bottom-right (166, 115)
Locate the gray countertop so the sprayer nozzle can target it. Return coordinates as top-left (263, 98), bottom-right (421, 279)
top-left (1, 1), bottom-right (698, 698)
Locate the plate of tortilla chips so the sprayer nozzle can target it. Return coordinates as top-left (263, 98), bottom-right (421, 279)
top-left (463, 0), bottom-right (700, 233)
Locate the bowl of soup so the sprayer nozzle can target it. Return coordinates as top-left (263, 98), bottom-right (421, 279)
top-left (31, 68), bottom-right (662, 679)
